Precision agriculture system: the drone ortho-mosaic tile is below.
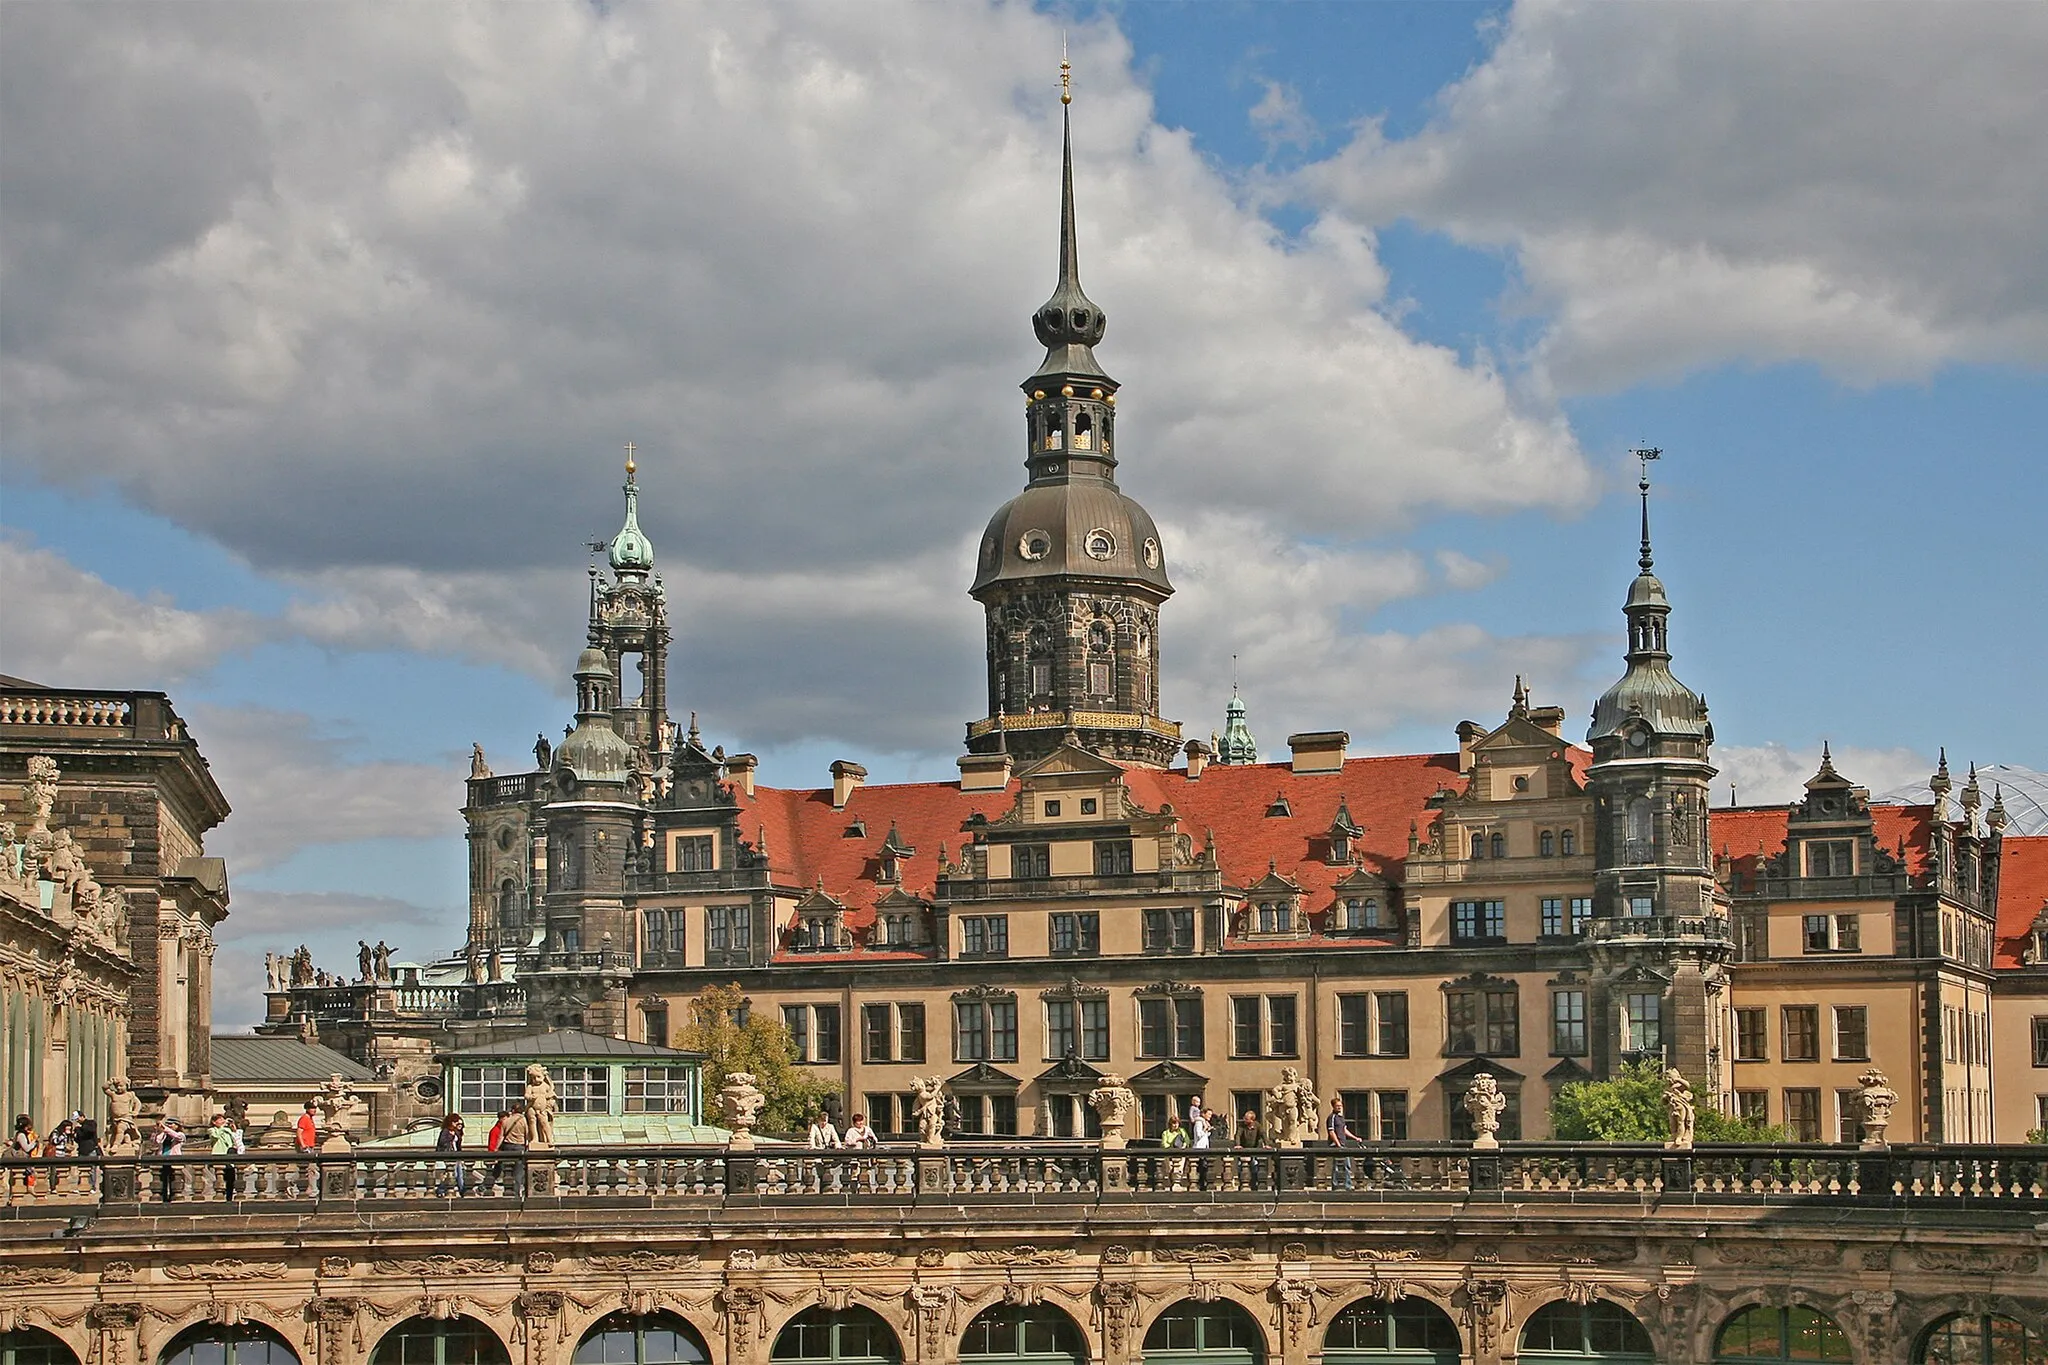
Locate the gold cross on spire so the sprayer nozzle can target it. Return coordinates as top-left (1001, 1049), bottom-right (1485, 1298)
top-left (623, 441), bottom-right (637, 476)
top-left (1060, 35), bottom-right (1071, 106)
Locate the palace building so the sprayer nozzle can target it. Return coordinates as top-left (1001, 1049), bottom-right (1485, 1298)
top-left (254, 96), bottom-right (2048, 1150)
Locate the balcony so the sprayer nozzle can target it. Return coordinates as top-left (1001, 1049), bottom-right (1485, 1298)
top-left (528, 950), bottom-right (634, 973)
top-left (0, 687), bottom-right (183, 740)
top-left (1586, 915), bottom-right (1732, 947)
top-left (1749, 872), bottom-right (1911, 901)
top-left (627, 866), bottom-right (770, 894)
top-left (1406, 854), bottom-right (1596, 886)
top-left (940, 869), bottom-right (1220, 901)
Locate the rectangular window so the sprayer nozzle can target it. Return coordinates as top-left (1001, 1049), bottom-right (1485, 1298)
top-left (1541, 897), bottom-right (1565, 936)
top-left (1047, 999), bottom-right (1078, 1059)
top-left (897, 1003), bottom-right (925, 1063)
top-left (1735, 1090), bottom-right (1769, 1126)
top-left (1175, 996), bottom-right (1204, 1057)
top-left (1269, 995), bottom-right (1298, 1056)
top-left (2032, 1017), bottom-right (2048, 1067)
top-left (1783, 1005), bottom-right (1819, 1062)
top-left (1451, 899), bottom-right (1506, 942)
top-left (1833, 1005), bottom-right (1869, 1061)
top-left (623, 1066), bottom-right (693, 1114)
top-left (1079, 997), bottom-right (1108, 1060)
top-left (1050, 912), bottom-right (1100, 956)
top-left (1445, 988), bottom-right (1518, 1056)
top-left (1805, 839), bottom-right (1854, 877)
top-left (1139, 1094), bottom-right (1168, 1140)
top-left (1232, 997), bottom-right (1261, 1058)
top-left (1012, 844), bottom-right (1050, 879)
top-left (1375, 1091), bottom-right (1409, 1141)
top-left (1628, 895), bottom-right (1655, 918)
top-left (862, 1003), bottom-right (893, 1062)
top-left (1551, 990), bottom-right (1587, 1055)
top-left (1337, 994), bottom-right (1368, 1056)
top-left (1835, 1089), bottom-right (1866, 1144)
top-left (1804, 915), bottom-right (1831, 951)
top-left (813, 1005), bottom-right (840, 1064)
top-left (706, 905), bottom-right (750, 956)
top-left (1342, 897), bottom-right (1384, 930)
top-left (673, 834), bottom-right (714, 872)
top-left (863, 1093), bottom-right (897, 1135)
top-left (1139, 998), bottom-right (1172, 1058)
top-left (548, 1065), bottom-right (610, 1114)
top-left (783, 1005), bottom-right (808, 1062)
top-left (642, 1006), bottom-right (668, 1048)
top-left (1734, 1007), bottom-right (1768, 1062)
top-left (1256, 901), bottom-right (1293, 934)
top-left (643, 908), bottom-right (669, 954)
top-left (1143, 908), bottom-right (1196, 953)
top-left (1784, 1088), bottom-right (1822, 1142)
top-left (1624, 992), bottom-right (1662, 1055)
top-left (457, 1065), bottom-right (529, 1115)
top-left (990, 999), bottom-right (1017, 1062)
top-left (1088, 660), bottom-right (1112, 696)
top-left (960, 915), bottom-right (1009, 958)
top-left (1094, 840), bottom-right (1134, 876)
top-left (955, 1002), bottom-right (986, 1061)
top-left (987, 1094), bottom-right (1018, 1136)
top-left (1375, 992), bottom-right (1409, 1056)
top-left (1835, 914), bottom-right (1860, 951)
top-left (1570, 898), bottom-right (1593, 933)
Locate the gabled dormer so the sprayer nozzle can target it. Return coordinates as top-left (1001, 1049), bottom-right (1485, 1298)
top-left (1238, 860), bottom-right (1306, 938)
top-left (1325, 796), bottom-right (1362, 864)
top-left (1332, 866), bottom-right (1401, 939)
top-left (877, 821), bottom-right (915, 885)
top-left (787, 880), bottom-right (846, 954)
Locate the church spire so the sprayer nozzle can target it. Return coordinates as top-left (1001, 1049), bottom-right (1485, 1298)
top-left (609, 442), bottom-right (655, 578)
top-left (1029, 59), bottom-right (1110, 383)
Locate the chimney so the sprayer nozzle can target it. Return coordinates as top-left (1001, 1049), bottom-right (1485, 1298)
top-left (1286, 731), bottom-right (1348, 775)
top-left (1455, 720), bottom-right (1485, 773)
top-left (1529, 706), bottom-right (1565, 739)
top-left (1183, 738), bottom-right (1212, 780)
top-left (957, 752), bottom-right (1013, 793)
top-left (830, 759), bottom-right (867, 810)
top-left (724, 753), bottom-right (758, 798)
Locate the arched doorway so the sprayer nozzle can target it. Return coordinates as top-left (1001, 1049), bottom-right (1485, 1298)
top-left (1713, 1306), bottom-right (1851, 1364)
top-left (1519, 1301), bottom-right (1655, 1364)
top-left (1321, 1297), bottom-right (1460, 1364)
top-left (1918, 1313), bottom-right (2048, 1364)
top-left (371, 1318), bottom-right (511, 1365)
top-left (1142, 1301), bottom-right (1264, 1365)
top-left (573, 1314), bottom-right (710, 1365)
top-left (160, 1325), bottom-right (298, 1365)
top-left (960, 1306), bottom-right (1087, 1365)
top-left (770, 1308), bottom-right (902, 1365)
top-left (1, 1328), bottom-right (80, 1365)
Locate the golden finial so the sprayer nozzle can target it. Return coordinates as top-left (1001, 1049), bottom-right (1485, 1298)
top-left (1060, 35), bottom-right (1071, 106)
top-left (623, 440), bottom-right (637, 477)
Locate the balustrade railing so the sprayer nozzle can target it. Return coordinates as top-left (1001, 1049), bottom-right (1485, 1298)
top-left (940, 870), bottom-right (1220, 901)
top-left (3, 1141), bottom-right (2041, 1211)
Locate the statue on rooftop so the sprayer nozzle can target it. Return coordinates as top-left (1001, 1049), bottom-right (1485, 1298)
top-left (524, 1064), bottom-right (558, 1148)
top-left (910, 1076), bottom-right (948, 1148)
top-left (1464, 1075), bottom-right (1506, 1151)
top-left (1663, 1069), bottom-right (1696, 1149)
top-left (1857, 1067), bottom-right (1898, 1148)
top-left (470, 743), bottom-right (492, 780)
top-left (1087, 1073), bottom-right (1136, 1149)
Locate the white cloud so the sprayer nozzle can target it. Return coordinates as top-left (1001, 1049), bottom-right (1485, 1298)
top-left (1714, 742), bottom-right (1934, 810)
top-left (188, 704), bottom-right (465, 872)
top-left (0, 536), bottom-right (264, 685)
top-left (1304, 0), bottom-right (2048, 390)
top-left (211, 890), bottom-right (453, 1029)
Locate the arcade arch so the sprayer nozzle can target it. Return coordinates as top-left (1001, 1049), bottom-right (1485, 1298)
top-left (572, 1313), bottom-right (711, 1365)
top-left (1141, 1301), bottom-right (1265, 1365)
top-left (959, 1306), bottom-right (1088, 1365)
top-left (1916, 1313), bottom-right (2047, 1364)
top-left (370, 1317), bottom-right (510, 1365)
top-left (770, 1308), bottom-right (902, 1365)
top-left (1518, 1300), bottom-right (1655, 1364)
top-left (159, 1324), bottom-right (298, 1365)
top-left (1713, 1305), bottom-right (1852, 1364)
top-left (0, 1329), bottom-right (79, 1365)
top-left (1320, 1297), bottom-right (1460, 1363)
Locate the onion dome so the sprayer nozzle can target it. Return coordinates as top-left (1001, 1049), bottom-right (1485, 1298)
top-left (608, 449), bottom-right (655, 577)
top-left (556, 647), bottom-right (634, 784)
top-left (1589, 471), bottom-right (1709, 741)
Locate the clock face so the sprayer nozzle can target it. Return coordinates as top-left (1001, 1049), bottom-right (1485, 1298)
top-left (1628, 730), bottom-right (1649, 750)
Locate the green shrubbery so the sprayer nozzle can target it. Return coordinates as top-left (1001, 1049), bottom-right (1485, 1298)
top-left (1549, 1061), bottom-right (1788, 1142)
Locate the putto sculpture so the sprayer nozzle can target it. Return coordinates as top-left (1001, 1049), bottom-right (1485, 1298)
top-left (1262, 1066), bottom-right (1320, 1148)
top-left (1464, 1075), bottom-right (1507, 1150)
top-left (523, 1064), bottom-right (558, 1148)
top-left (1663, 1069), bottom-right (1696, 1149)
top-left (909, 1076), bottom-right (948, 1147)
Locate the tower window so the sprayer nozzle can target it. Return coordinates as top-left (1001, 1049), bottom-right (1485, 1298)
top-left (1072, 411), bottom-right (1093, 450)
top-left (1029, 662), bottom-right (1052, 697)
top-left (1083, 529), bottom-right (1116, 560)
top-left (1088, 660), bottom-right (1111, 696)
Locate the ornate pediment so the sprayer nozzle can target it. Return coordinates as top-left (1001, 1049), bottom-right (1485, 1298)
top-left (1040, 977), bottom-right (1109, 1000)
top-left (793, 881), bottom-right (845, 913)
top-left (953, 983), bottom-right (1017, 1002)
top-left (947, 1062), bottom-right (1021, 1092)
top-left (1610, 962), bottom-right (1671, 988)
top-left (872, 886), bottom-right (928, 911)
top-left (1136, 979), bottom-right (1202, 997)
top-left (1015, 743), bottom-right (1129, 781)
top-left (1442, 971), bottom-right (1513, 991)
top-left (1439, 1056), bottom-right (1523, 1082)
top-left (1036, 1054), bottom-right (1104, 1087)
top-left (1126, 1061), bottom-right (1209, 1091)
top-left (1245, 861), bottom-right (1305, 897)
top-left (1333, 866), bottom-right (1389, 892)
top-left (1543, 1057), bottom-right (1594, 1084)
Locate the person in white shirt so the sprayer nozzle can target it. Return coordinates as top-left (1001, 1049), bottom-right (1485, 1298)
top-left (1190, 1107), bottom-right (1213, 1191)
top-left (840, 1112), bottom-right (879, 1192)
top-left (805, 1111), bottom-right (842, 1192)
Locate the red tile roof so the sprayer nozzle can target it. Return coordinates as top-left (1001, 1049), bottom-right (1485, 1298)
top-left (1706, 803), bottom-right (1933, 882)
top-left (1995, 835), bottom-right (2048, 969)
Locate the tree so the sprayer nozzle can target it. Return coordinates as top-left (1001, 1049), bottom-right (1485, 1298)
top-left (1550, 1061), bottom-right (1788, 1142)
top-left (674, 983), bottom-right (840, 1136)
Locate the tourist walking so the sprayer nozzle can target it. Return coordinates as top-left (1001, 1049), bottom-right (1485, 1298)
top-left (1326, 1098), bottom-right (1356, 1190)
top-left (492, 1107), bottom-right (529, 1193)
top-left (435, 1114), bottom-right (467, 1195)
top-left (153, 1116), bottom-right (184, 1202)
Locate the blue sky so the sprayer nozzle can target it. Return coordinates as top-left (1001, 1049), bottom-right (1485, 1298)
top-left (3, 1), bottom-right (2042, 1025)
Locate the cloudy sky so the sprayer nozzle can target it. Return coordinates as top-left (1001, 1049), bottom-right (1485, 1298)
top-left (3, 1), bottom-right (2043, 1027)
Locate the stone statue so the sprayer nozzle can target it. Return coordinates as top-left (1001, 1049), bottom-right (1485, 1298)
top-left (1463, 1075), bottom-right (1506, 1150)
top-left (524, 1064), bottom-right (558, 1148)
top-left (264, 952), bottom-right (280, 992)
top-left (1262, 1066), bottom-right (1320, 1148)
top-left (466, 942), bottom-right (484, 983)
top-left (291, 945), bottom-right (314, 987)
top-left (1087, 1073), bottom-right (1137, 1149)
top-left (470, 743), bottom-right (492, 779)
top-left (373, 940), bottom-right (392, 981)
top-left (104, 1077), bottom-right (142, 1129)
top-left (488, 946), bottom-right (504, 982)
top-left (357, 940), bottom-right (374, 984)
top-left (534, 733), bottom-right (552, 769)
top-left (313, 1074), bottom-right (359, 1150)
top-left (1663, 1069), bottom-right (1696, 1149)
top-left (1857, 1067), bottom-right (1898, 1148)
top-left (720, 1072), bottom-right (767, 1144)
top-left (909, 1075), bottom-right (948, 1147)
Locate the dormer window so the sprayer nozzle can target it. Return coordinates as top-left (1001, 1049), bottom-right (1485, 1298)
top-left (1256, 900), bottom-right (1296, 934)
top-left (1342, 896), bottom-right (1389, 932)
top-left (1267, 793), bottom-right (1292, 818)
top-left (1804, 839), bottom-right (1853, 878)
top-left (1329, 832), bottom-right (1349, 863)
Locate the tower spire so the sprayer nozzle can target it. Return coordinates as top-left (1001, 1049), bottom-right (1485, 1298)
top-left (609, 441), bottom-right (655, 577)
top-left (1029, 55), bottom-right (1109, 380)
top-left (1634, 446), bottom-right (1660, 572)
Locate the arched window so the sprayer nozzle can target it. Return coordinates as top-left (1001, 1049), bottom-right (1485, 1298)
top-left (1917, 1312), bottom-right (2047, 1364)
top-left (161, 1325), bottom-right (298, 1365)
top-left (1321, 1297), bottom-right (1460, 1363)
top-left (573, 1313), bottom-right (710, 1365)
top-left (1625, 799), bottom-right (1653, 862)
top-left (959, 1307), bottom-right (1087, 1365)
top-left (1560, 829), bottom-right (1577, 856)
top-left (372, 1318), bottom-right (511, 1365)
top-left (498, 879), bottom-right (520, 923)
top-left (1142, 1302), bottom-right (1264, 1365)
top-left (1519, 1301), bottom-right (1655, 1363)
top-left (770, 1309), bottom-right (901, 1365)
top-left (1470, 834), bottom-right (1486, 860)
top-left (1490, 833), bottom-right (1507, 859)
top-left (3, 1328), bottom-right (81, 1365)
top-left (1713, 1306), bottom-right (1850, 1364)
top-left (1540, 831), bottom-right (1556, 857)
top-left (1073, 411), bottom-right (1094, 450)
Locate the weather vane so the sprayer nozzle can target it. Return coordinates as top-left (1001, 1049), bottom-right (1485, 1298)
top-left (1060, 35), bottom-right (1071, 106)
top-left (1630, 444), bottom-right (1661, 490)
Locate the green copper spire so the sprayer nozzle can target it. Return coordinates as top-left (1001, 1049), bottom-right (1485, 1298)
top-left (1217, 687), bottom-right (1259, 765)
top-left (608, 442), bottom-right (655, 577)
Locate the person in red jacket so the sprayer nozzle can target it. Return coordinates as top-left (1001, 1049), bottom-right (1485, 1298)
top-left (295, 1101), bottom-right (319, 1151)
top-left (486, 1111), bottom-right (508, 1152)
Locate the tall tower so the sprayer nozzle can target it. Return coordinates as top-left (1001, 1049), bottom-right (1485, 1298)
top-left (966, 68), bottom-right (1179, 767)
top-left (589, 446), bottom-right (672, 778)
top-left (1584, 456), bottom-right (1730, 1085)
